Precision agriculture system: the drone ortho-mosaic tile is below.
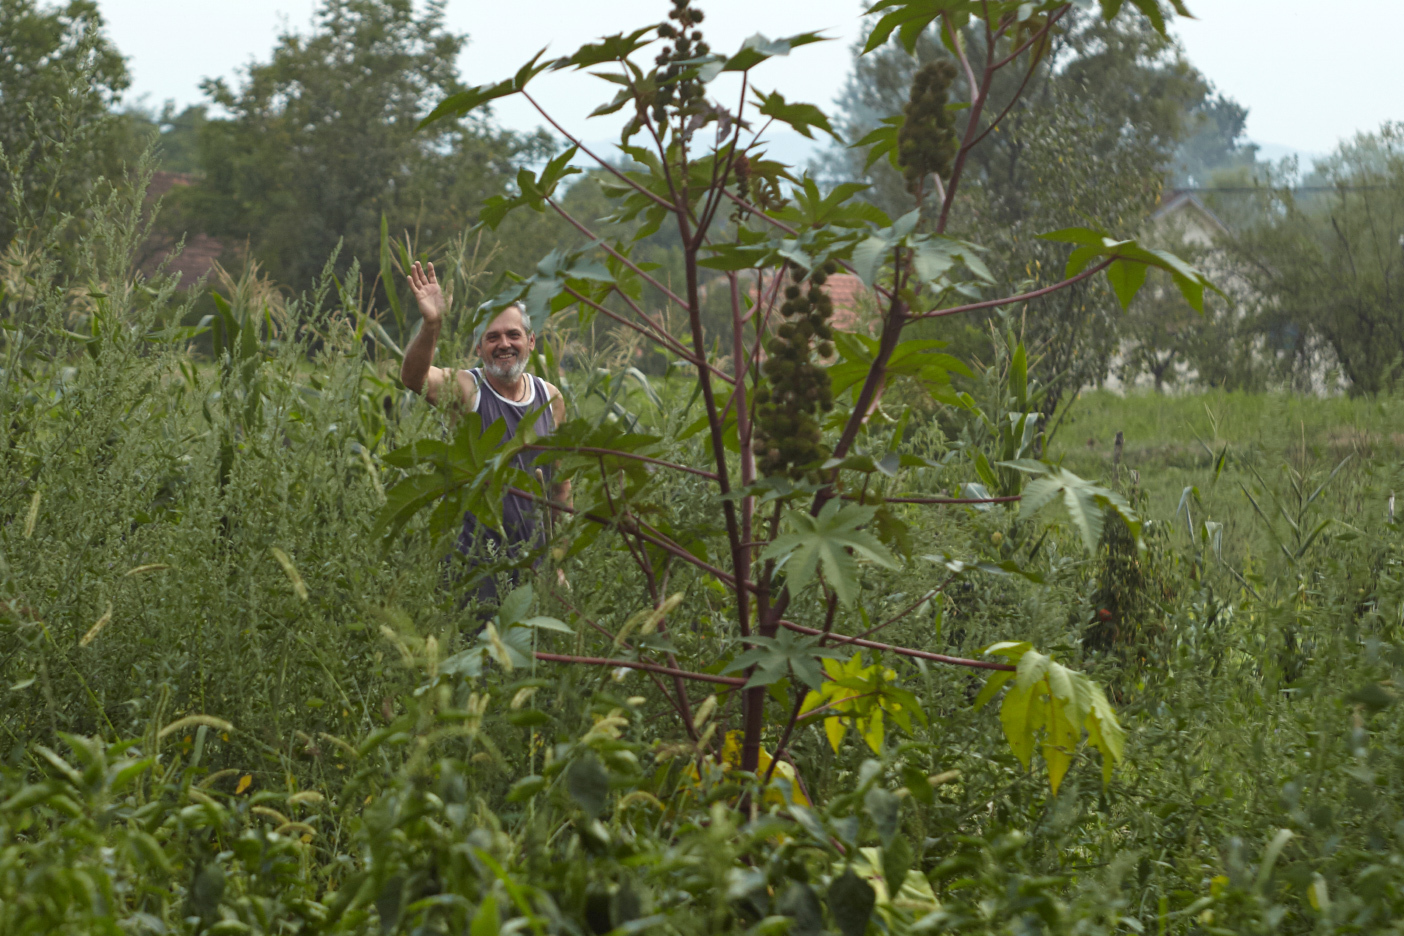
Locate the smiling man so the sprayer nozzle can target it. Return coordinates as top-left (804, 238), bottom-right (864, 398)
top-left (399, 260), bottom-right (570, 603)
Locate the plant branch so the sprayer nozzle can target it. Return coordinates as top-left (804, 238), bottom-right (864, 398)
top-left (533, 652), bottom-right (745, 686)
top-left (762, 590), bottom-right (838, 785)
top-left (910, 258), bottom-right (1112, 320)
top-left (841, 493), bottom-right (1022, 504)
top-left (560, 284), bottom-right (705, 369)
top-left (546, 198), bottom-right (691, 309)
top-left (525, 444), bottom-right (720, 480)
top-left (777, 619), bottom-right (1015, 671)
top-left (522, 90), bottom-right (675, 212)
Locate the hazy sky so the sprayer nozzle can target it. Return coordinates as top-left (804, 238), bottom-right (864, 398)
top-left (99, 0), bottom-right (1402, 160)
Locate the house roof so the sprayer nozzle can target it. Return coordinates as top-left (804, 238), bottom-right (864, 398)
top-left (1150, 190), bottom-right (1231, 238)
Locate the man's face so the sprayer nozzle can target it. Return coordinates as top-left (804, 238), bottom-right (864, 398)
top-left (478, 306), bottom-right (535, 381)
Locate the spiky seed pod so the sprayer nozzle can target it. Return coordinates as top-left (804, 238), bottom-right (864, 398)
top-left (652, 0), bottom-right (710, 126)
top-left (897, 59), bottom-right (959, 196)
top-left (754, 261), bottom-right (841, 479)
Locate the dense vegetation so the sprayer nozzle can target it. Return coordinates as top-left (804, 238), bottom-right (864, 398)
top-left (4, 1), bottom-right (1404, 935)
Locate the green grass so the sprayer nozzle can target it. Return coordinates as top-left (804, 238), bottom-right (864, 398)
top-left (1044, 389), bottom-right (1404, 569)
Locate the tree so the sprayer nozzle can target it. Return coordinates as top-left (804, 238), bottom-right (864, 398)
top-left (0, 0), bottom-right (131, 253)
top-left (825, 10), bottom-right (1229, 411)
top-left (185, 0), bottom-right (548, 294)
top-left (378, 0), bottom-right (1211, 788)
top-left (1229, 124), bottom-right (1404, 394)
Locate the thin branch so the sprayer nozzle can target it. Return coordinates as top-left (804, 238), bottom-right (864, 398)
top-left (943, 13), bottom-right (980, 108)
top-left (763, 590), bottom-right (838, 785)
top-left (508, 486), bottom-right (746, 589)
top-left (522, 90), bottom-right (674, 212)
top-left (546, 198), bottom-right (691, 310)
top-left (990, 5), bottom-right (1068, 70)
top-left (841, 493), bottom-right (1022, 504)
top-left (560, 284), bottom-right (700, 366)
top-left (910, 258), bottom-right (1113, 320)
top-left (718, 190), bottom-right (896, 302)
top-left (778, 619), bottom-right (1015, 671)
top-left (533, 652), bottom-right (745, 686)
top-left (526, 444), bottom-right (720, 480)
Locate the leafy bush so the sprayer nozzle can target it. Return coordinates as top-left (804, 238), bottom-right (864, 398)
top-left (8, 3), bottom-right (1404, 935)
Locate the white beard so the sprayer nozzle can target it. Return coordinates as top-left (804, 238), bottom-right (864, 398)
top-left (483, 353), bottom-right (528, 381)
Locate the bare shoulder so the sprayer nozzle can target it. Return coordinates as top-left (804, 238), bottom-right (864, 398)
top-left (435, 367), bottom-right (479, 413)
top-left (543, 379), bottom-right (566, 421)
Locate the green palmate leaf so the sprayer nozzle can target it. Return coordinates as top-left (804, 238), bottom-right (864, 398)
top-left (777, 177), bottom-right (890, 229)
top-left (851, 116), bottom-right (904, 172)
top-left (830, 333), bottom-right (970, 399)
top-left (761, 501), bottom-right (899, 606)
top-left (827, 870), bottom-right (876, 936)
top-left (552, 26), bottom-right (657, 70)
top-left (1002, 461), bottom-right (1141, 553)
top-left (862, 0), bottom-right (1181, 56)
top-left (980, 642), bottom-right (1125, 793)
top-left (478, 146), bottom-right (582, 231)
top-left (566, 754), bottom-right (610, 818)
top-left (419, 48), bottom-right (553, 129)
top-left (722, 629), bottom-right (848, 690)
top-left (375, 412), bottom-right (526, 540)
top-left (1038, 226), bottom-right (1221, 312)
top-left (720, 31), bottom-right (829, 74)
top-left (752, 89), bottom-right (840, 142)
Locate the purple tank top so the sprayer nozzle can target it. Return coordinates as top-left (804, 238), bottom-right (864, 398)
top-left (461, 368), bottom-right (556, 547)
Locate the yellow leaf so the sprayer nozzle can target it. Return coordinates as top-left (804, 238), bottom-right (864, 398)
top-left (824, 714), bottom-right (847, 753)
top-left (860, 707), bottom-right (885, 754)
top-left (235, 774), bottom-right (253, 795)
top-left (124, 564), bottom-right (170, 576)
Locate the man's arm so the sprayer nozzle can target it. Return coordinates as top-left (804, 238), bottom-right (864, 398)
top-left (400, 261), bottom-right (474, 410)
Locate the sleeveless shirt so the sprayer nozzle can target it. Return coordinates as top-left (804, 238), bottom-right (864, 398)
top-left (457, 368), bottom-right (556, 552)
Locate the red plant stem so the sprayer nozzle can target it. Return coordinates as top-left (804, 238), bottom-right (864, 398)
top-left (935, 19), bottom-right (996, 234)
top-left (546, 198), bottom-right (690, 310)
top-left (777, 619), bottom-right (1015, 672)
top-left (944, 13), bottom-right (981, 109)
top-left (507, 487), bottom-right (749, 590)
top-left (533, 652), bottom-right (745, 686)
top-left (525, 444), bottom-right (719, 481)
top-left (549, 588), bottom-right (698, 738)
top-left (965, 52), bottom-right (1039, 151)
top-left (991, 5), bottom-right (1069, 70)
top-left (609, 284), bottom-right (701, 360)
top-left (522, 90), bottom-right (674, 213)
top-left (718, 191), bottom-right (896, 304)
top-left (910, 259), bottom-right (1113, 320)
top-left (828, 247), bottom-right (909, 469)
top-left (670, 153), bottom-right (755, 773)
top-left (762, 590), bottom-right (839, 786)
top-left (841, 493), bottom-right (1022, 505)
top-left (559, 284), bottom-right (704, 370)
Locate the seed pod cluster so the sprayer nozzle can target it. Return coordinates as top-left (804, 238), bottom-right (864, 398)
top-left (754, 261), bottom-right (839, 479)
top-left (653, 1), bottom-right (709, 126)
top-left (897, 59), bottom-right (958, 196)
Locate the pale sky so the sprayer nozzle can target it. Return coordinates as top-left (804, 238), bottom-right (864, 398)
top-left (99, 0), bottom-right (1403, 162)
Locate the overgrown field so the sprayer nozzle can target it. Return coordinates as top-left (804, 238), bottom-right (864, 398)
top-left (1, 173), bottom-right (1403, 935)
top-left (7, 2), bottom-right (1404, 934)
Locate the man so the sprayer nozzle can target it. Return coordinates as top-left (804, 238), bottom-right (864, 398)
top-left (400, 260), bottom-right (569, 600)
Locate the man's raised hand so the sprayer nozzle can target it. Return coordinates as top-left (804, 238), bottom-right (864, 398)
top-left (407, 261), bottom-right (447, 326)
